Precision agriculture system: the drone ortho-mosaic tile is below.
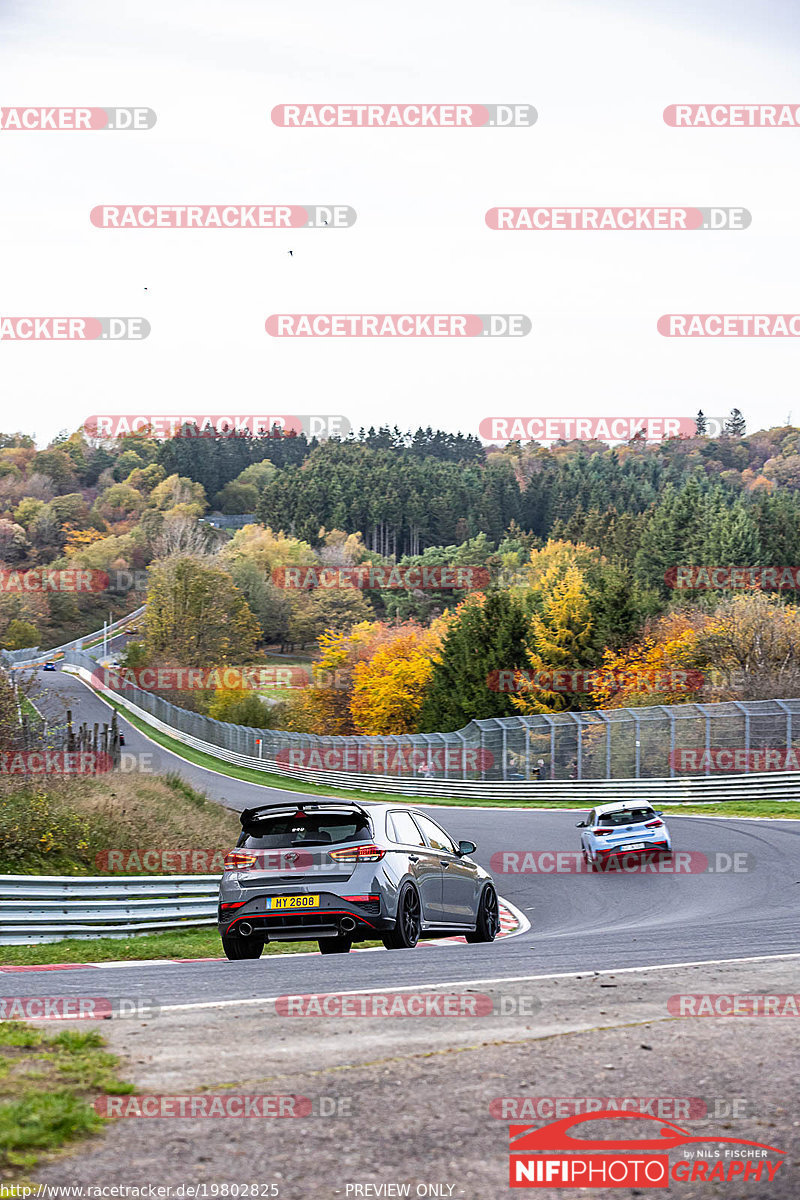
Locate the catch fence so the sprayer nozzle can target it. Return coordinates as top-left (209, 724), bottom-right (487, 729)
top-left (62, 650), bottom-right (800, 783)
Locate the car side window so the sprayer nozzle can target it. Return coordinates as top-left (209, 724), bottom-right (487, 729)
top-left (412, 814), bottom-right (457, 854)
top-left (389, 811), bottom-right (426, 847)
top-left (587, 810), bottom-right (595, 827)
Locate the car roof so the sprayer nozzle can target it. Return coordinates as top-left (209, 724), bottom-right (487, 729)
top-left (592, 800), bottom-right (656, 816)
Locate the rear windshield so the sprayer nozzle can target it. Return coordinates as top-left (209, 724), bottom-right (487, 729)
top-left (242, 811), bottom-right (371, 848)
top-left (596, 808), bottom-right (654, 827)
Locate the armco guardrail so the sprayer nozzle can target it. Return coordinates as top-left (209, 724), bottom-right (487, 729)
top-left (0, 874), bottom-right (219, 945)
top-left (1, 605), bottom-right (146, 671)
top-left (64, 656), bottom-right (800, 802)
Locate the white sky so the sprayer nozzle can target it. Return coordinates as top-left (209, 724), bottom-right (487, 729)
top-left (1, 0), bottom-right (799, 446)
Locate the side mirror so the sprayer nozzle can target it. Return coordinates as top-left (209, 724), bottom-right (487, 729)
top-left (458, 839), bottom-right (477, 856)
top-left (575, 821), bottom-right (587, 828)
top-left (655, 811), bottom-right (664, 817)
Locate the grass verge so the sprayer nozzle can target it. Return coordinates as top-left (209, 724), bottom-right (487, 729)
top-left (0, 1020), bottom-right (132, 1178)
top-left (0, 928), bottom-right (381, 967)
top-left (658, 801), bottom-right (800, 818)
top-left (0, 772), bottom-right (240, 876)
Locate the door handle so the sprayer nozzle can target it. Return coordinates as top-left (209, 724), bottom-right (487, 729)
top-left (442, 860), bottom-right (452, 868)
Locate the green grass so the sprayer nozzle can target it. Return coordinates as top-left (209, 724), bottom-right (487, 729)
top-left (658, 801), bottom-right (800, 818)
top-left (0, 927), bottom-right (381, 967)
top-left (0, 1021), bottom-right (132, 1176)
top-left (18, 695), bottom-right (45, 729)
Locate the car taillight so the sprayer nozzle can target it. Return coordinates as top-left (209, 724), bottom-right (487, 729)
top-left (594, 828), bottom-right (611, 835)
top-left (220, 901), bottom-right (247, 910)
top-left (223, 850), bottom-right (258, 870)
top-left (329, 844), bottom-right (386, 863)
top-left (344, 895), bottom-right (380, 902)
top-left (645, 819), bottom-right (663, 827)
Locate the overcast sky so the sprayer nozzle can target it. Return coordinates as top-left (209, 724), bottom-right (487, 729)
top-left (1, 0), bottom-right (799, 446)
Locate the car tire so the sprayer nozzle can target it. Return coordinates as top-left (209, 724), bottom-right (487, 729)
top-left (382, 883), bottom-right (421, 949)
top-left (465, 883), bottom-right (500, 944)
top-left (318, 936), bottom-right (353, 954)
top-left (221, 934), bottom-right (264, 960)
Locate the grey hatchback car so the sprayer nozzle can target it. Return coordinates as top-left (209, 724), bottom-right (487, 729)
top-left (218, 799), bottom-right (500, 959)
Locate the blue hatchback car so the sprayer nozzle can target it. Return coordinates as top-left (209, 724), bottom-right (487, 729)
top-left (577, 801), bottom-right (672, 869)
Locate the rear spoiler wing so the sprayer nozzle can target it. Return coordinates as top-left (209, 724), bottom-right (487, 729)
top-left (239, 799), bottom-right (373, 828)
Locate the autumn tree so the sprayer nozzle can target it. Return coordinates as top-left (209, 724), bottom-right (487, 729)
top-left (145, 556), bottom-right (260, 667)
top-left (350, 625), bottom-right (441, 734)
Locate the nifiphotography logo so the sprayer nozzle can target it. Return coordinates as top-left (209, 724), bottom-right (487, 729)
top-left (508, 1111), bottom-right (784, 1188)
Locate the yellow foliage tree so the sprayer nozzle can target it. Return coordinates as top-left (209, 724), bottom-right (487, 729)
top-left (511, 564), bottom-right (594, 714)
top-left (350, 628), bottom-right (440, 735)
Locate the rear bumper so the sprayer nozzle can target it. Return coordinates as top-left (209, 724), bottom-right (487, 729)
top-left (596, 840), bottom-right (671, 858)
top-left (219, 895), bottom-right (393, 941)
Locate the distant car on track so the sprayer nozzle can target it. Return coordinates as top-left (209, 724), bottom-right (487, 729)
top-left (42, 661), bottom-right (57, 672)
top-left (218, 799), bottom-right (499, 960)
top-left (577, 801), bottom-right (672, 869)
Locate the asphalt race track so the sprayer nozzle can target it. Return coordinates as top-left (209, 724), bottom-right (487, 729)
top-left (9, 667), bottom-right (800, 1004)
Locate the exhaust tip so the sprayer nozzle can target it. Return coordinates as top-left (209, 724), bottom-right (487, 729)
top-left (340, 916), bottom-right (357, 933)
top-left (238, 921), bottom-right (254, 937)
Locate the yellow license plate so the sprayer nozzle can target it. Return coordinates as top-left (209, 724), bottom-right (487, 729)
top-left (266, 895), bottom-right (320, 910)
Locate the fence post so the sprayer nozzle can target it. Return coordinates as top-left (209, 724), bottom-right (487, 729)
top-left (538, 714), bottom-right (554, 779)
top-left (697, 704), bottom-right (711, 775)
top-left (629, 711), bottom-right (641, 779)
top-left (569, 714), bottom-right (583, 780)
top-left (596, 712), bottom-right (610, 779)
top-left (776, 700), bottom-right (792, 759)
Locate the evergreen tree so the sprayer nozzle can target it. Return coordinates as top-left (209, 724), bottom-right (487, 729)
top-left (417, 592), bottom-right (530, 731)
top-left (724, 408), bottom-right (747, 437)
